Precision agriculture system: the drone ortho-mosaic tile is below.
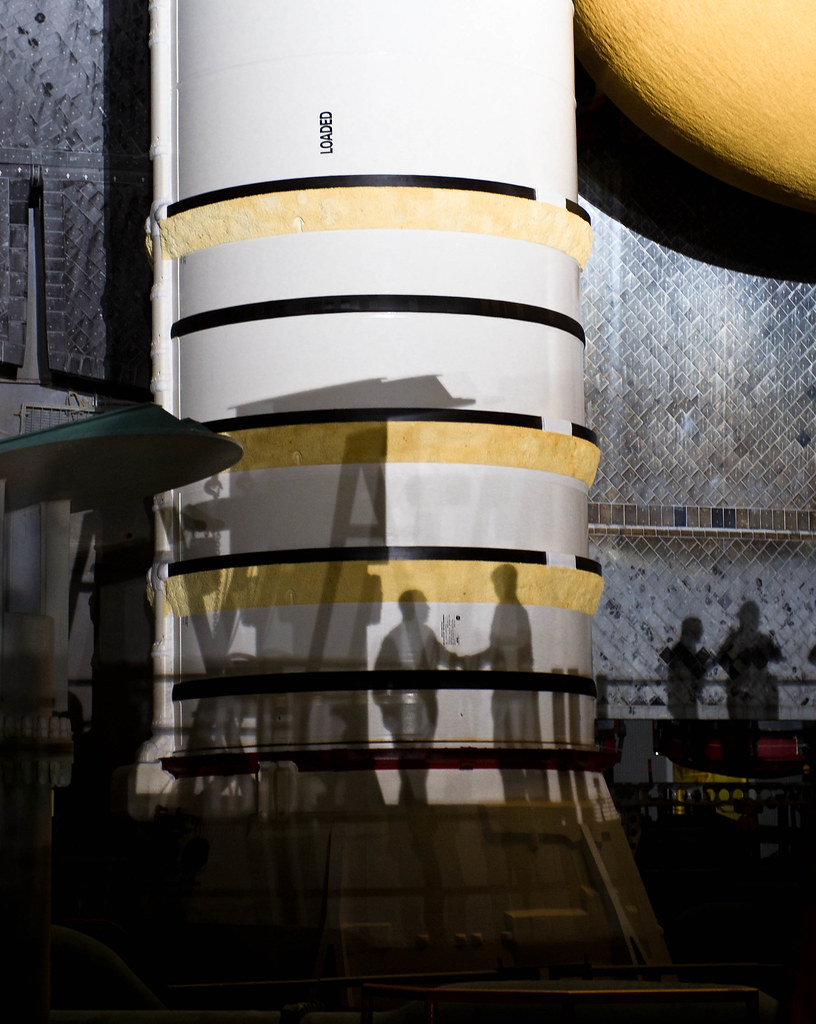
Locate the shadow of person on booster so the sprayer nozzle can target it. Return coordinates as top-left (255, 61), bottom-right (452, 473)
top-left (373, 590), bottom-right (449, 804)
top-left (372, 591), bottom-right (447, 944)
top-left (661, 616), bottom-right (712, 720)
top-left (481, 565), bottom-right (539, 802)
top-left (374, 590), bottom-right (453, 675)
top-left (484, 564), bottom-right (533, 672)
top-left (718, 600), bottom-right (781, 720)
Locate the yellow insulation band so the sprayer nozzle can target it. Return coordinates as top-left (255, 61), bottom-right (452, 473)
top-left (156, 187), bottom-right (593, 269)
top-left (164, 560), bottom-right (603, 618)
top-left (227, 421), bottom-right (600, 487)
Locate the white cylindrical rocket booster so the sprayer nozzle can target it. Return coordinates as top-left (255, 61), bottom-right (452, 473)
top-left (144, 0), bottom-right (673, 974)
top-left (154, 0), bottom-right (600, 760)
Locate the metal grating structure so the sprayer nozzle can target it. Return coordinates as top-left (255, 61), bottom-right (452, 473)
top-left (19, 401), bottom-right (97, 433)
top-left (583, 204), bottom-right (816, 511)
top-left (579, 126), bottom-right (816, 717)
top-left (0, 0), bottom-right (151, 389)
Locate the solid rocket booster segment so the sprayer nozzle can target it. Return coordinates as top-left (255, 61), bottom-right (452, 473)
top-left (159, 0), bottom-right (599, 750)
top-left (145, 0), bottom-right (668, 972)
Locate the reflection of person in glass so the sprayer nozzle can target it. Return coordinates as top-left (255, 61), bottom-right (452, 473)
top-left (661, 616), bottom-right (711, 718)
top-left (373, 592), bottom-right (445, 943)
top-left (485, 564), bottom-right (533, 671)
top-left (373, 591), bottom-right (444, 800)
top-left (718, 600), bottom-right (781, 718)
top-left (485, 565), bottom-right (539, 803)
top-left (374, 590), bottom-right (452, 672)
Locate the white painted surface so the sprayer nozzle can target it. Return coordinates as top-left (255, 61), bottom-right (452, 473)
top-left (176, 600), bottom-right (593, 680)
top-left (176, 0), bottom-right (577, 200)
top-left (157, 0), bottom-right (596, 762)
top-left (178, 315), bottom-right (587, 423)
top-left (178, 232), bottom-right (581, 321)
top-left (180, 464), bottom-right (590, 556)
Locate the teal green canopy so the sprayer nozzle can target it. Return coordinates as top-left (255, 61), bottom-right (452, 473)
top-left (0, 403), bottom-right (243, 510)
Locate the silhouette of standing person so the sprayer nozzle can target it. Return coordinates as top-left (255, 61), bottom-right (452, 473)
top-left (718, 600), bottom-right (781, 720)
top-left (373, 591), bottom-right (446, 943)
top-left (484, 565), bottom-right (538, 801)
top-left (374, 590), bottom-right (451, 674)
top-left (374, 590), bottom-right (447, 801)
top-left (485, 564), bottom-right (533, 671)
top-left (661, 616), bottom-right (712, 719)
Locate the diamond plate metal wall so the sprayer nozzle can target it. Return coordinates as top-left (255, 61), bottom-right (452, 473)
top-left (583, 208), bottom-right (816, 510)
top-left (0, 2), bottom-right (104, 154)
top-left (591, 532), bottom-right (816, 719)
top-left (579, 129), bottom-right (816, 717)
top-left (0, 0), bottom-right (151, 388)
top-left (0, 175), bottom-right (25, 367)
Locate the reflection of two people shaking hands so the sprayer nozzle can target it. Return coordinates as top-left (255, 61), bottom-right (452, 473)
top-left (661, 601), bottom-right (782, 716)
top-left (374, 566), bottom-right (533, 675)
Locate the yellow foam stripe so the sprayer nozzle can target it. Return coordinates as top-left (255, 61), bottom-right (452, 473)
top-left (156, 187), bottom-right (593, 268)
top-left (164, 561), bottom-right (603, 618)
top-left (227, 421), bottom-right (599, 487)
